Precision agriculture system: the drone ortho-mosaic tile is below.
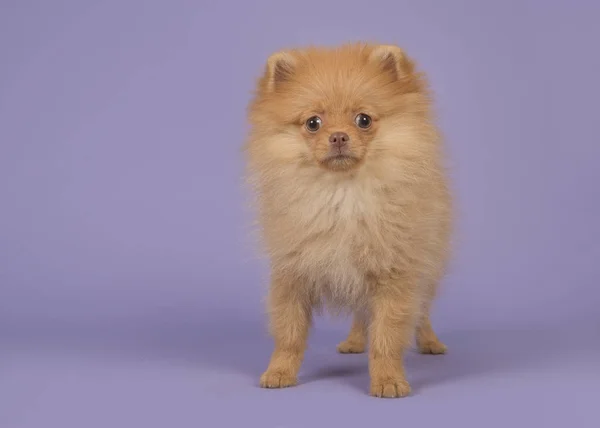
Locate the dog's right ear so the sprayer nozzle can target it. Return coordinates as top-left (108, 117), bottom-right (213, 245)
top-left (264, 51), bottom-right (296, 92)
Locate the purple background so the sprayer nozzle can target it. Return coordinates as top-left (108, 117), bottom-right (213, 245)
top-left (1, 1), bottom-right (599, 427)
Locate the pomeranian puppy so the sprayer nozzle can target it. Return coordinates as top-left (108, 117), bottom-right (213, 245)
top-left (244, 43), bottom-right (452, 398)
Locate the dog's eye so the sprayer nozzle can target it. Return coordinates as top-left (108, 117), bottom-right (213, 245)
top-left (355, 113), bottom-right (372, 129)
top-left (305, 116), bottom-right (322, 133)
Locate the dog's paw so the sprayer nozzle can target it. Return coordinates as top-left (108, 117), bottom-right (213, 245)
top-left (336, 340), bottom-right (366, 354)
top-left (418, 340), bottom-right (447, 355)
top-left (370, 379), bottom-right (411, 398)
top-left (259, 370), bottom-right (297, 389)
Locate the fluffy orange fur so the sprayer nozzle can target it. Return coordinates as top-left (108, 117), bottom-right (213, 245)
top-left (244, 43), bottom-right (453, 398)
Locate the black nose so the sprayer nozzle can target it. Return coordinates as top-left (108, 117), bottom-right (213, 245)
top-left (329, 132), bottom-right (349, 149)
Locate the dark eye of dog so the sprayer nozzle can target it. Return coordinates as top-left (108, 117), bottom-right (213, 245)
top-left (305, 116), bottom-right (322, 132)
top-left (355, 113), bottom-right (372, 129)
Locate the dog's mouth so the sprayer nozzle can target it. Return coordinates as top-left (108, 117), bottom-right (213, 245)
top-left (320, 153), bottom-right (361, 170)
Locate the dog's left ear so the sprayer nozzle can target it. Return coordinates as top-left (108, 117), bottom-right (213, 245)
top-left (264, 51), bottom-right (296, 92)
top-left (369, 45), bottom-right (411, 79)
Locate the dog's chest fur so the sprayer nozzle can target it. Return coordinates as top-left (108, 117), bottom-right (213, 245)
top-left (271, 175), bottom-right (409, 308)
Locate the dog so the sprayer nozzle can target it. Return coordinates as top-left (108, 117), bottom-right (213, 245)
top-left (244, 42), bottom-right (452, 398)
